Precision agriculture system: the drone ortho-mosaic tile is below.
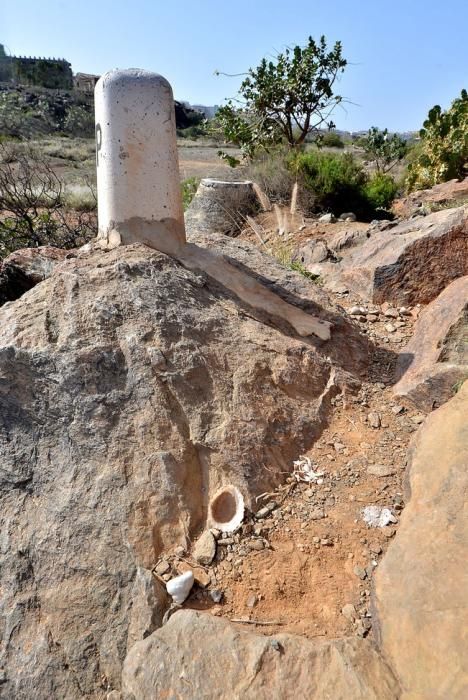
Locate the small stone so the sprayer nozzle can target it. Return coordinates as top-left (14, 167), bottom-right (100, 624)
top-left (193, 530), bottom-right (217, 566)
top-left (210, 528), bottom-right (221, 540)
top-left (178, 563), bottom-right (210, 588)
top-left (370, 544), bottom-right (382, 555)
top-left (154, 560), bottom-right (170, 576)
top-left (210, 589), bottom-right (223, 603)
top-left (385, 323), bottom-right (396, 333)
top-left (367, 412), bottom-right (381, 429)
top-left (334, 442), bottom-right (346, 452)
top-left (341, 603), bottom-right (357, 621)
top-left (367, 463), bottom-right (396, 477)
top-left (349, 306), bottom-right (367, 316)
top-left (320, 538), bottom-right (332, 546)
top-left (319, 213), bottom-right (336, 223)
top-left (218, 537), bottom-right (234, 546)
top-left (248, 540), bottom-right (264, 551)
top-left (255, 501), bottom-right (277, 519)
top-left (310, 507), bottom-right (325, 520)
top-left (384, 308), bottom-right (399, 318)
top-left (411, 414), bottom-right (426, 425)
top-left (174, 545), bottom-right (185, 556)
top-left (246, 592), bottom-right (258, 608)
top-left (391, 405), bottom-right (404, 415)
top-left (367, 314), bottom-right (378, 322)
top-left (353, 565), bottom-right (367, 580)
top-left (256, 507), bottom-right (269, 519)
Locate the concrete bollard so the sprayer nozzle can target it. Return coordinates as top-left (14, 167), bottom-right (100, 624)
top-left (94, 68), bottom-right (185, 254)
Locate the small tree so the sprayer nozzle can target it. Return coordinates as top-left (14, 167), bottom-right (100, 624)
top-left (214, 36), bottom-right (347, 164)
top-left (362, 127), bottom-right (407, 174)
top-left (406, 90), bottom-right (468, 191)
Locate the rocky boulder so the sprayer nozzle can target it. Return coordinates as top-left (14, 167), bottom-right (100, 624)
top-left (122, 609), bottom-right (400, 699)
top-left (374, 381), bottom-right (468, 698)
top-left (393, 177), bottom-right (468, 218)
top-left (393, 276), bottom-right (468, 410)
top-left (0, 241), bottom-right (367, 698)
top-left (323, 206), bottom-right (468, 305)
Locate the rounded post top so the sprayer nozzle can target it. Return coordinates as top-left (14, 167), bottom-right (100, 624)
top-left (95, 68), bottom-right (173, 97)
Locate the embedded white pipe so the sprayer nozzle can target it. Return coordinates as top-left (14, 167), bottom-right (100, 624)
top-left (94, 68), bottom-right (185, 254)
top-left (93, 69), bottom-right (332, 341)
top-left (208, 485), bottom-right (245, 533)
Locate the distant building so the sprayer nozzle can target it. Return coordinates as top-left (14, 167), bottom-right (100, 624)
top-left (0, 43), bottom-right (73, 89)
top-left (74, 72), bottom-right (100, 92)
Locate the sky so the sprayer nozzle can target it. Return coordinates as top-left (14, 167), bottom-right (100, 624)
top-left (2, 0), bottom-right (467, 132)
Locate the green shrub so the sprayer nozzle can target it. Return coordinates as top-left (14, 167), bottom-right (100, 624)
top-left (320, 132), bottom-right (345, 148)
top-left (181, 177), bottom-right (199, 209)
top-left (364, 173), bottom-right (399, 210)
top-left (290, 150), bottom-right (369, 216)
top-left (406, 89), bottom-right (468, 191)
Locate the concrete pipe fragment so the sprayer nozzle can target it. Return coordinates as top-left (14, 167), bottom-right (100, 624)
top-left (208, 485), bottom-right (245, 534)
top-left (185, 179), bottom-right (261, 237)
top-left (95, 68), bottom-right (185, 255)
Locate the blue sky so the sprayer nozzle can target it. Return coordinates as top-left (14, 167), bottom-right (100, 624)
top-left (2, 0), bottom-right (467, 131)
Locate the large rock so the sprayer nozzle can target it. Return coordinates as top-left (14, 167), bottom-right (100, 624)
top-left (187, 229), bottom-right (369, 375)
top-left (394, 276), bottom-right (468, 410)
top-left (0, 246), bottom-right (69, 305)
top-left (393, 177), bottom-right (468, 218)
top-left (0, 242), bottom-right (367, 697)
top-left (325, 206), bottom-right (468, 304)
top-left (122, 609), bottom-right (400, 699)
top-left (185, 179), bottom-right (261, 237)
top-left (374, 381), bottom-right (468, 698)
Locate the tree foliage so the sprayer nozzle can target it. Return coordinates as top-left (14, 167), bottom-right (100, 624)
top-left (361, 127), bottom-right (407, 173)
top-left (214, 36), bottom-right (347, 164)
top-left (406, 89), bottom-right (468, 191)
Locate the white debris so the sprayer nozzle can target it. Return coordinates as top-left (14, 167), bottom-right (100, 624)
top-left (362, 505), bottom-right (397, 528)
top-left (292, 456), bottom-right (325, 484)
top-left (166, 571), bottom-right (194, 604)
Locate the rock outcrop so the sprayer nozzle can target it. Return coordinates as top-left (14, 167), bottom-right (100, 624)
top-left (393, 177), bottom-right (468, 219)
top-left (0, 241), bottom-right (367, 698)
top-left (374, 381), bottom-right (468, 698)
top-left (122, 609), bottom-right (400, 700)
top-left (185, 179), bottom-right (261, 237)
top-left (318, 206), bottom-right (468, 304)
top-left (393, 276), bottom-right (468, 410)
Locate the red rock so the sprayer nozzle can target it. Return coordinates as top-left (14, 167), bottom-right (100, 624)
top-left (335, 206), bottom-right (468, 305)
top-left (393, 276), bottom-right (468, 410)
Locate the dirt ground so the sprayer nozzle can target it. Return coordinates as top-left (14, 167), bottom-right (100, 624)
top-left (153, 217), bottom-right (424, 641)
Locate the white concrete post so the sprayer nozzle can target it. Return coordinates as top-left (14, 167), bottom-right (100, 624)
top-left (94, 69), bottom-right (186, 254)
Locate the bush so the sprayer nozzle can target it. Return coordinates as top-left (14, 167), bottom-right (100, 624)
top-left (62, 105), bottom-right (94, 138)
top-left (181, 177), bottom-right (199, 209)
top-left (407, 89), bottom-right (468, 191)
top-left (243, 149), bottom-right (295, 203)
top-left (0, 143), bottom-right (96, 257)
top-left (364, 173), bottom-right (399, 210)
top-left (320, 132), bottom-right (345, 148)
top-left (290, 150), bottom-right (369, 216)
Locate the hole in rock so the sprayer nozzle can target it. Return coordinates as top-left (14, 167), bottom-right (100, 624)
top-left (210, 491), bottom-right (237, 524)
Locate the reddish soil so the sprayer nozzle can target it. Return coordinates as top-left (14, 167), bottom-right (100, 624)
top-left (154, 255), bottom-right (425, 642)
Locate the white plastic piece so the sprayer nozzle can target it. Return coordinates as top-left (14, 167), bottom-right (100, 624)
top-left (209, 485), bottom-right (245, 534)
top-left (94, 68), bottom-right (185, 255)
top-left (166, 571), bottom-right (194, 604)
top-left (292, 456), bottom-right (325, 483)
